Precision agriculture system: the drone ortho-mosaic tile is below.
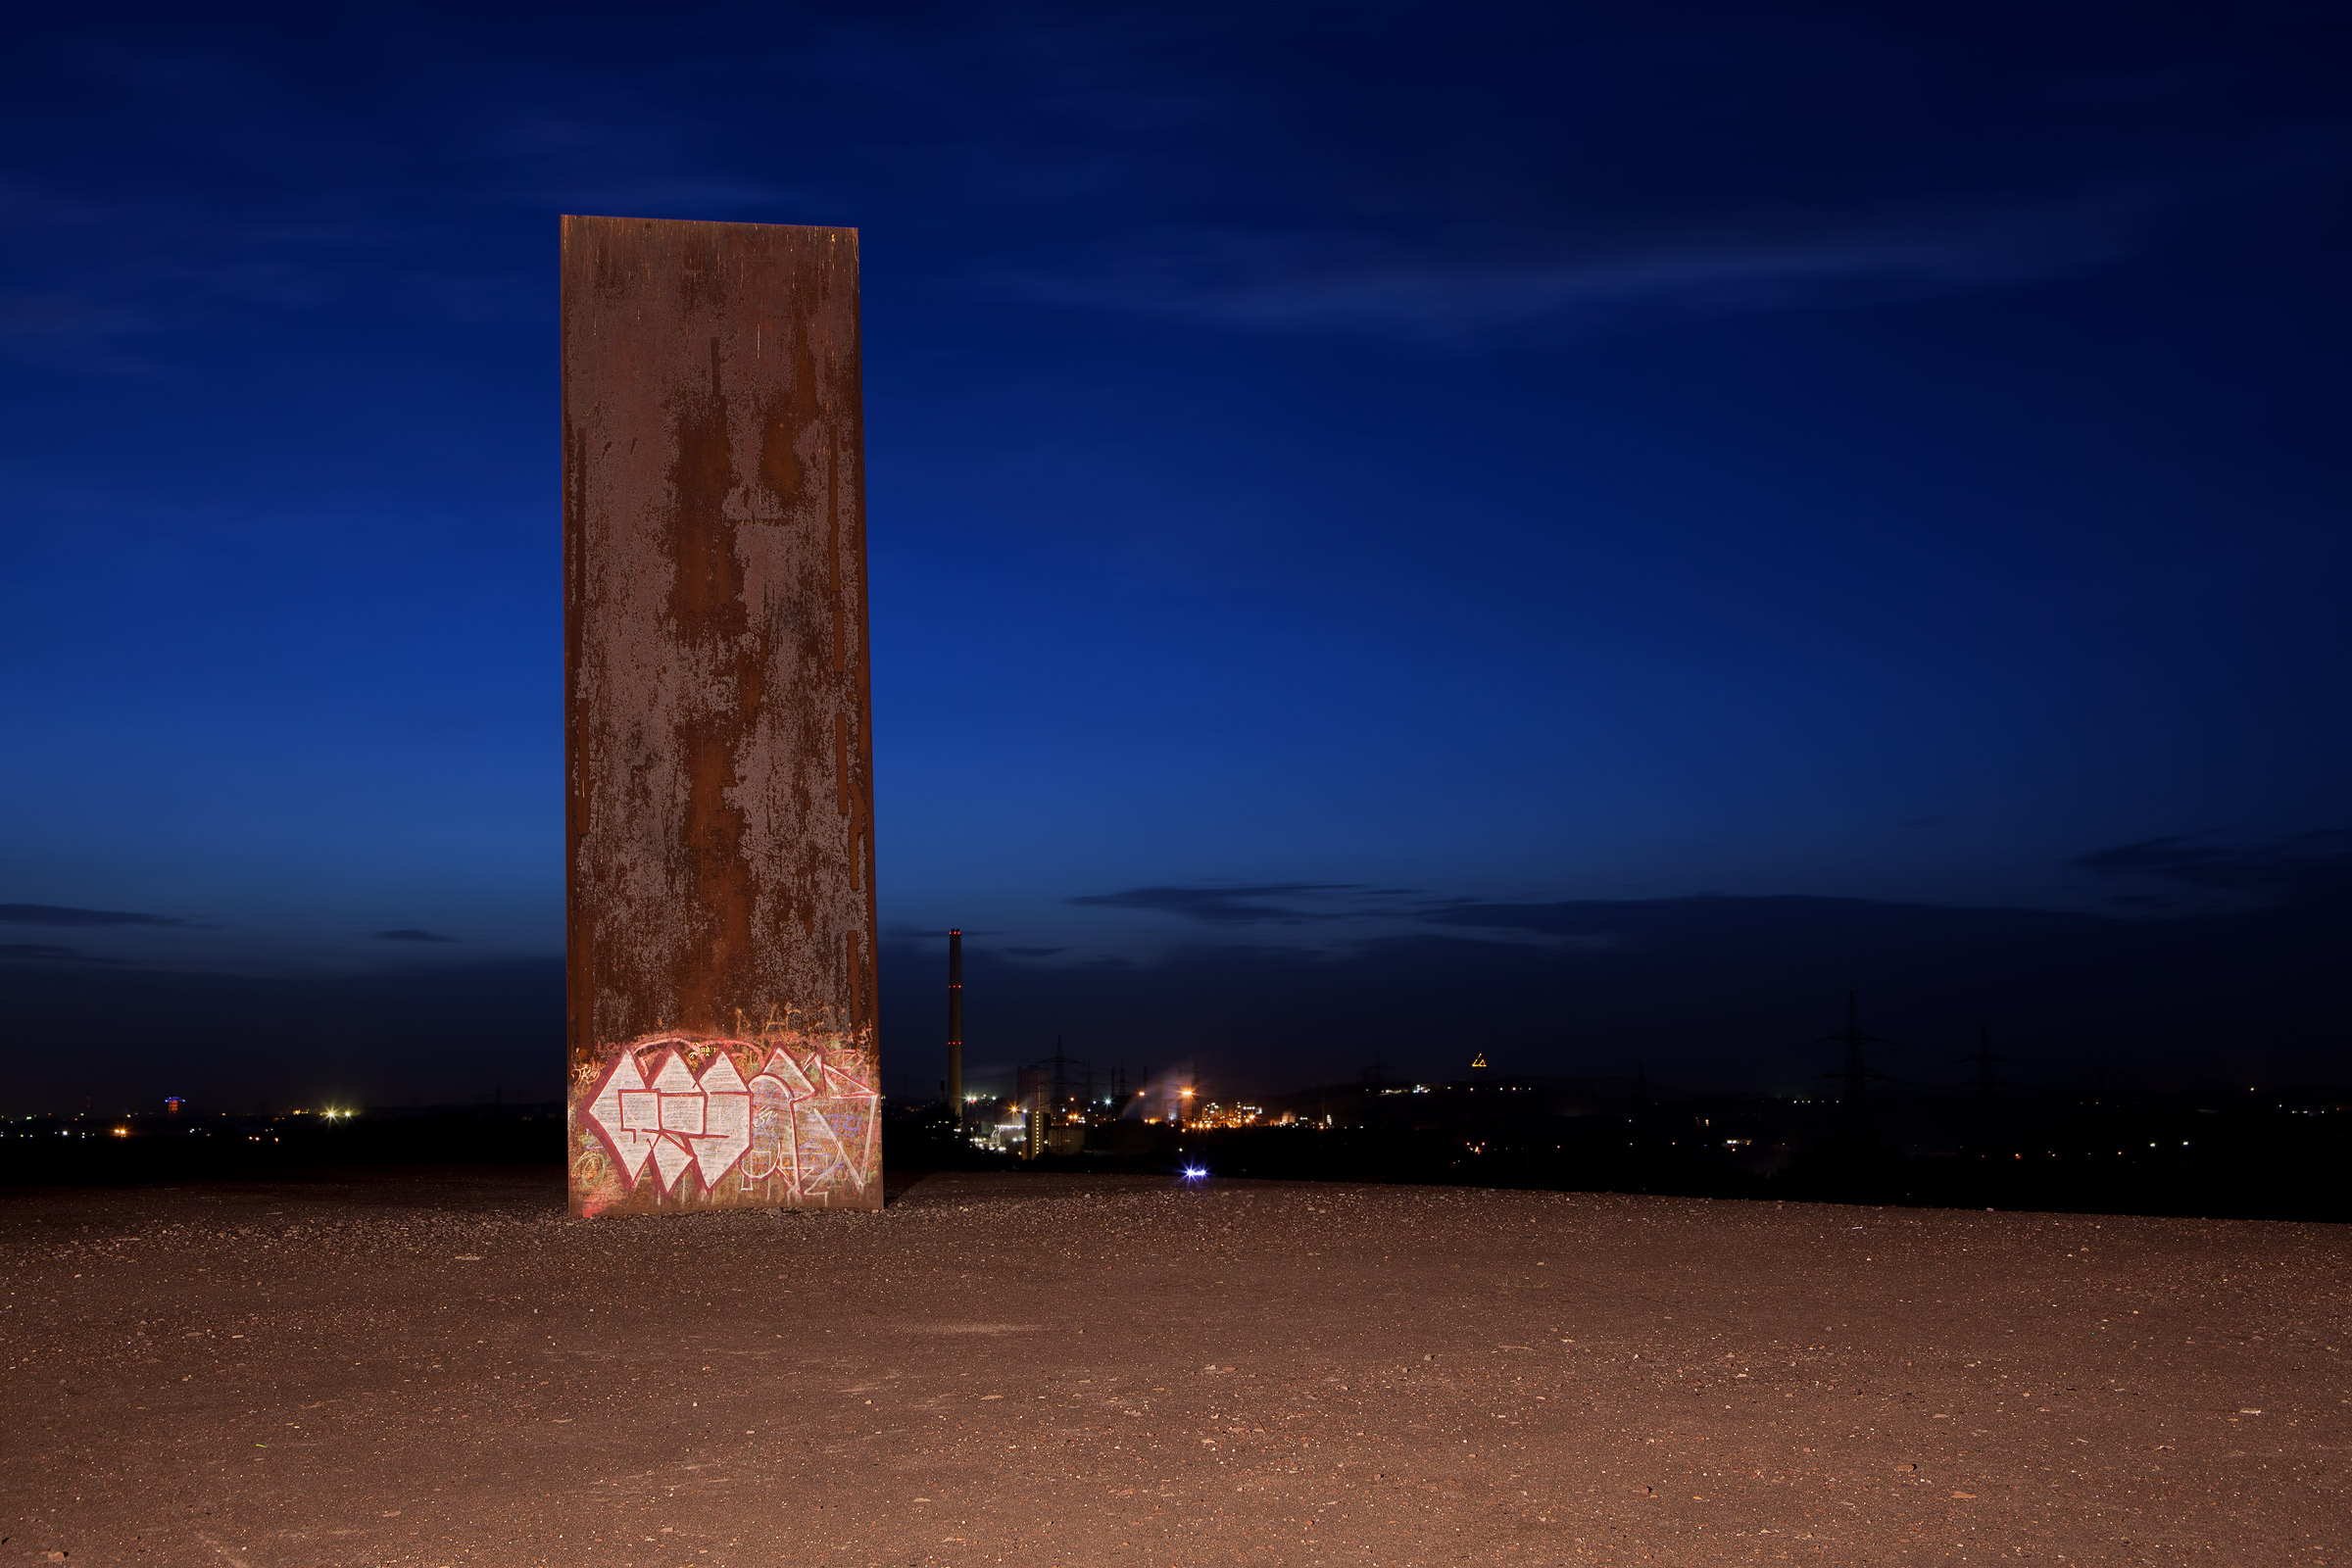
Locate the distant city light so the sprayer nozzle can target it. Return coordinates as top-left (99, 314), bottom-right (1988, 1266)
top-left (1181, 1165), bottom-right (1207, 1180)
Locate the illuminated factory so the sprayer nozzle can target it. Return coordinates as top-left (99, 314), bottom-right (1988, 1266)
top-left (936, 937), bottom-right (1285, 1157)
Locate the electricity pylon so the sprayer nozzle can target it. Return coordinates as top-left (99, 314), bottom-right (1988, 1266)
top-left (1816, 992), bottom-right (1898, 1141)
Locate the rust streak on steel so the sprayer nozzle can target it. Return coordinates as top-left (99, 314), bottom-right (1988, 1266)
top-left (562, 216), bottom-right (879, 1217)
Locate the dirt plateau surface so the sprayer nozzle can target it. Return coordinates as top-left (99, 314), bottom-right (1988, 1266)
top-left (3, 1170), bottom-right (2347, 1567)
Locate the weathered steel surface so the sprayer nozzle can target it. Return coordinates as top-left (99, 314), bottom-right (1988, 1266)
top-left (562, 217), bottom-right (878, 1217)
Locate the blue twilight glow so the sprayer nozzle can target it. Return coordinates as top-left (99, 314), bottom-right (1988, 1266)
top-left (1, 3), bottom-right (2348, 1111)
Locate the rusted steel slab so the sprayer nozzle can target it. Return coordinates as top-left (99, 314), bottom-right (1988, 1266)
top-left (561, 216), bottom-right (878, 1217)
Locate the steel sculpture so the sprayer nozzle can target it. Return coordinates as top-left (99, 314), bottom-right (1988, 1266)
top-left (562, 216), bottom-right (878, 1216)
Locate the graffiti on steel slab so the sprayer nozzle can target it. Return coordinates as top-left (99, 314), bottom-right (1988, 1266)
top-left (569, 1024), bottom-right (878, 1215)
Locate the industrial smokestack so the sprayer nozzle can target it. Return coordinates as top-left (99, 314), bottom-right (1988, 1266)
top-left (946, 928), bottom-right (963, 1111)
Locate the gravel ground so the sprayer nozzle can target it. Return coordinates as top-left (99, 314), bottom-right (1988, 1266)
top-left (3, 1168), bottom-right (2346, 1567)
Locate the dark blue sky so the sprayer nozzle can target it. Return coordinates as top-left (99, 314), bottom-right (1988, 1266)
top-left (4, 3), bottom-right (2348, 1106)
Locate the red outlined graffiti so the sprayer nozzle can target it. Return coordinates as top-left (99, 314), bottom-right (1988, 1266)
top-left (582, 1047), bottom-right (752, 1193)
top-left (570, 1026), bottom-right (879, 1216)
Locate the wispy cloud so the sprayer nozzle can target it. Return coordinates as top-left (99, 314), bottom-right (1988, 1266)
top-left (0, 198), bottom-right (419, 368)
top-left (1063, 883), bottom-right (1458, 935)
top-left (987, 181), bottom-right (2186, 338)
top-left (0, 942), bottom-right (126, 964)
top-left (0, 904), bottom-right (186, 927)
top-left (9, 7), bottom-right (2337, 369)
top-left (2077, 831), bottom-right (2352, 899)
top-left (1069, 883), bottom-right (1367, 924)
